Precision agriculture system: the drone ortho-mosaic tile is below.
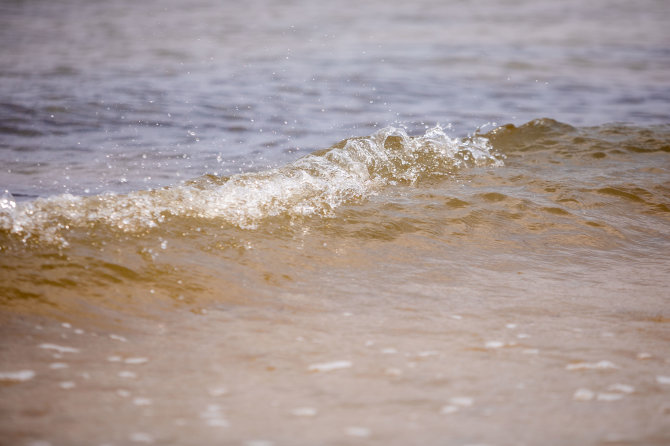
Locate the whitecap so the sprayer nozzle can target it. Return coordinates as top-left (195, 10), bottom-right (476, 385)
top-left (0, 370), bottom-right (35, 382)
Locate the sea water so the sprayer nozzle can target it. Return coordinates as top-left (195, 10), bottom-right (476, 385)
top-left (1, 0), bottom-right (669, 445)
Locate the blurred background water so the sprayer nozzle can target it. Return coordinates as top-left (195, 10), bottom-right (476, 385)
top-left (1, 0), bottom-right (668, 199)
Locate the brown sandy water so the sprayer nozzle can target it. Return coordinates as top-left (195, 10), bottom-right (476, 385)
top-left (2, 0), bottom-right (670, 443)
top-left (1, 120), bottom-right (670, 445)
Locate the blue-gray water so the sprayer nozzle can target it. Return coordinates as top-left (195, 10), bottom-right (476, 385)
top-left (2, 0), bottom-right (668, 198)
top-left (1, 1), bottom-right (670, 445)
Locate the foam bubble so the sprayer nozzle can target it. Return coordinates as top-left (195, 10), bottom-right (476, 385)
top-left (573, 388), bottom-right (595, 401)
top-left (0, 370), bottom-right (35, 382)
top-left (39, 344), bottom-right (79, 354)
top-left (656, 376), bottom-right (670, 385)
top-left (291, 407), bottom-right (317, 417)
top-left (49, 363), bottom-right (68, 369)
top-left (129, 433), bottom-right (154, 443)
top-left (133, 397), bottom-right (152, 406)
top-left (200, 404), bottom-right (229, 427)
top-left (441, 405), bottom-right (459, 414)
top-left (308, 360), bottom-right (352, 372)
top-left (208, 386), bottom-right (228, 397)
top-left (449, 397), bottom-right (474, 407)
top-left (608, 383), bottom-right (634, 394)
top-left (565, 360), bottom-right (617, 371)
top-left (124, 357), bottom-right (149, 365)
top-left (345, 427), bottom-right (371, 438)
top-left (597, 393), bottom-right (624, 402)
top-left (417, 351), bottom-right (439, 357)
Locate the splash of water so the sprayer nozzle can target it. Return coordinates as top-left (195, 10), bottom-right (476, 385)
top-left (0, 126), bottom-right (503, 245)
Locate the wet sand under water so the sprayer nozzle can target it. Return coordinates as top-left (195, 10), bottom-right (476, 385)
top-left (1, 286), bottom-right (670, 445)
top-left (2, 237), bottom-right (670, 445)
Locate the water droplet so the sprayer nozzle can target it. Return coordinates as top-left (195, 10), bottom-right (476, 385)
top-left (0, 190), bottom-right (16, 212)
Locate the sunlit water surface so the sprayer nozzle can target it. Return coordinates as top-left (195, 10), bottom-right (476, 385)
top-left (1, 0), bottom-right (669, 445)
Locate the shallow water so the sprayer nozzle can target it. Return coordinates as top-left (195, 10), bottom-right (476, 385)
top-left (1, 0), bottom-right (670, 445)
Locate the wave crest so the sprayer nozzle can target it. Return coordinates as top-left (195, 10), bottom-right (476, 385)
top-left (1, 126), bottom-right (503, 245)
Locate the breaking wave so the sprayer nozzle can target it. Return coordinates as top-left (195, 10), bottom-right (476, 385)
top-left (0, 126), bottom-right (503, 246)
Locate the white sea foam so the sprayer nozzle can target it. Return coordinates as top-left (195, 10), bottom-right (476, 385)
top-left (608, 383), bottom-right (634, 394)
top-left (1, 127), bottom-right (503, 243)
top-left (133, 397), bottom-right (152, 406)
top-left (49, 363), bottom-right (68, 369)
top-left (417, 351), bottom-right (439, 357)
top-left (345, 427), bottom-right (371, 438)
top-left (308, 360), bottom-right (352, 372)
top-left (124, 357), bottom-right (149, 365)
top-left (566, 360), bottom-right (617, 371)
top-left (0, 370), bottom-right (35, 382)
top-left (573, 388), bottom-right (595, 401)
top-left (208, 386), bottom-right (228, 397)
top-left (129, 433), bottom-right (154, 443)
top-left (441, 405), bottom-right (459, 414)
top-left (597, 393), bottom-right (624, 402)
top-left (39, 344), bottom-right (79, 354)
top-left (657, 376), bottom-right (670, 385)
top-left (200, 404), bottom-right (229, 427)
top-left (449, 397), bottom-right (474, 407)
top-left (291, 407), bottom-right (317, 417)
